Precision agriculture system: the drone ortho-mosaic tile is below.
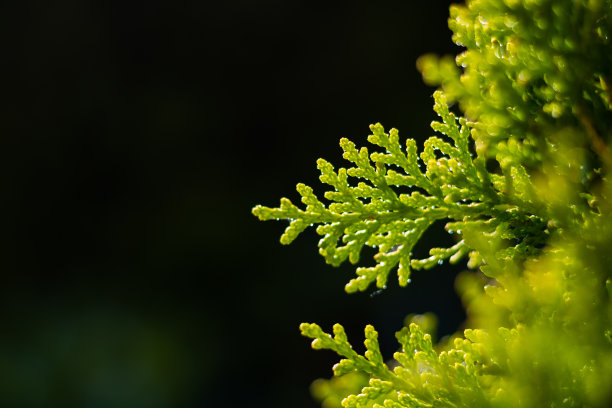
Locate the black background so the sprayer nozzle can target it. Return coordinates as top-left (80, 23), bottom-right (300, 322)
top-left (0, 1), bottom-right (465, 407)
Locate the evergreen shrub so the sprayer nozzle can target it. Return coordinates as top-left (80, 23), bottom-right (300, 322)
top-left (253, 0), bottom-right (612, 406)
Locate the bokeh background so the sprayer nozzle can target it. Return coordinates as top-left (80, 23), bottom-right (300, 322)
top-left (1, 1), bottom-right (464, 407)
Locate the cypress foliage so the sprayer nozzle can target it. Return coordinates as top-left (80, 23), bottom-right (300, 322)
top-left (254, 1), bottom-right (612, 406)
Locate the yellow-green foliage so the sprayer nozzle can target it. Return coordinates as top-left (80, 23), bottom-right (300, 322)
top-left (253, 0), bottom-right (612, 407)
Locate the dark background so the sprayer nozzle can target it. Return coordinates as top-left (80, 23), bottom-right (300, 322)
top-left (0, 1), bottom-right (464, 407)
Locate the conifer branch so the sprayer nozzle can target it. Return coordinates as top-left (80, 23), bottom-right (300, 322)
top-left (254, 1), bottom-right (612, 407)
top-left (254, 92), bottom-right (547, 292)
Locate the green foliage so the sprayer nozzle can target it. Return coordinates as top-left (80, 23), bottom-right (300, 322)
top-left (254, 0), bottom-right (612, 407)
top-left (253, 91), bottom-right (548, 292)
top-left (418, 0), bottom-right (612, 167)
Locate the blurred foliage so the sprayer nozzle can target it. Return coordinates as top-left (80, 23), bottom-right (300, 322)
top-left (255, 0), bottom-right (612, 406)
